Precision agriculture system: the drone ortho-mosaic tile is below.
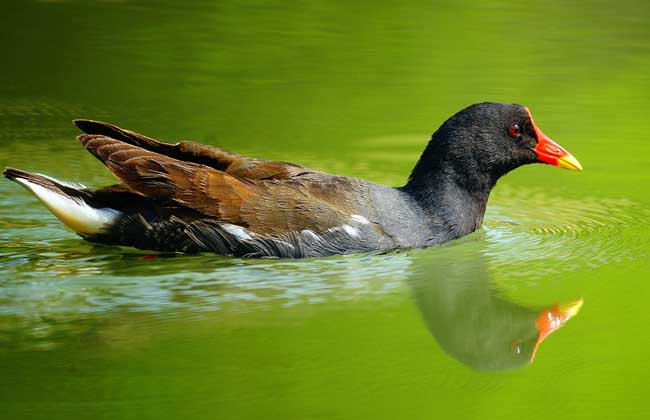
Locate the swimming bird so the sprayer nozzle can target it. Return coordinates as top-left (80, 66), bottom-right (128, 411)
top-left (3, 102), bottom-right (582, 258)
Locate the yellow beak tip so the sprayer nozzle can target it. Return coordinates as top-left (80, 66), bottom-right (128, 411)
top-left (559, 298), bottom-right (584, 319)
top-left (557, 155), bottom-right (583, 171)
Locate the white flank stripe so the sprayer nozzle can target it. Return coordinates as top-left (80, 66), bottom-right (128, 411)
top-left (302, 229), bottom-right (320, 241)
top-left (223, 224), bottom-right (252, 240)
top-left (342, 224), bottom-right (360, 238)
top-left (350, 214), bottom-right (370, 224)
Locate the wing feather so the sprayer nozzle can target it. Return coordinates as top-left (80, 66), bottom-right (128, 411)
top-left (77, 133), bottom-right (355, 234)
top-left (74, 119), bottom-right (315, 180)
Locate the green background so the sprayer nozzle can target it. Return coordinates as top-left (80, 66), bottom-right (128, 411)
top-left (1, 1), bottom-right (649, 419)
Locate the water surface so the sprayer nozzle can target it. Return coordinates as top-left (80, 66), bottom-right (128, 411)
top-left (1, 1), bottom-right (650, 419)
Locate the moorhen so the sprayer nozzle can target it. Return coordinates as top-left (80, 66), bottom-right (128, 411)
top-left (3, 102), bottom-right (582, 258)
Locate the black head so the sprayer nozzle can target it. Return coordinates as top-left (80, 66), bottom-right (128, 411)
top-left (407, 102), bottom-right (581, 193)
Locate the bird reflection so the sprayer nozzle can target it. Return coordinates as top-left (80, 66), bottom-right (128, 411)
top-left (409, 243), bottom-right (582, 371)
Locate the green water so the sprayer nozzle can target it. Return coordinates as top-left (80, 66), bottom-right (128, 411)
top-left (1, 0), bottom-right (650, 419)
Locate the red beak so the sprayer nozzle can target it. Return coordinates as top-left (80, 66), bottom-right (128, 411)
top-left (531, 298), bottom-right (584, 362)
top-left (526, 108), bottom-right (583, 171)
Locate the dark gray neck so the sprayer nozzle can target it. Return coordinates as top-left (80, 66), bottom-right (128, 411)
top-left (402, 161), bottom-right (496, 244)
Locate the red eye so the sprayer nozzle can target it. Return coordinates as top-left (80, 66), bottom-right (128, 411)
top-left (509, 123), bottom-right (521, 138)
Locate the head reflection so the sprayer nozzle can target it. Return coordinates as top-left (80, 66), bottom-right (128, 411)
top-left (410, 243), bottom-right (582, 371)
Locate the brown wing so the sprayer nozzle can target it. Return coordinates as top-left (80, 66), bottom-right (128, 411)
top-left (78, 134), bottom-right (356, 235)
top-left (73, 119), bottom-right (315, 181)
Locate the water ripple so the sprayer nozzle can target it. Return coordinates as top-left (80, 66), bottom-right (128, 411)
top-left (1, 183), bottom-right (648, 350)
top-left (483, 186), bottom-right (650, 279)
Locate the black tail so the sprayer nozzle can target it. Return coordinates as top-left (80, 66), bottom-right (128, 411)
top-left (4, 166), bottom-right (85, 197)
